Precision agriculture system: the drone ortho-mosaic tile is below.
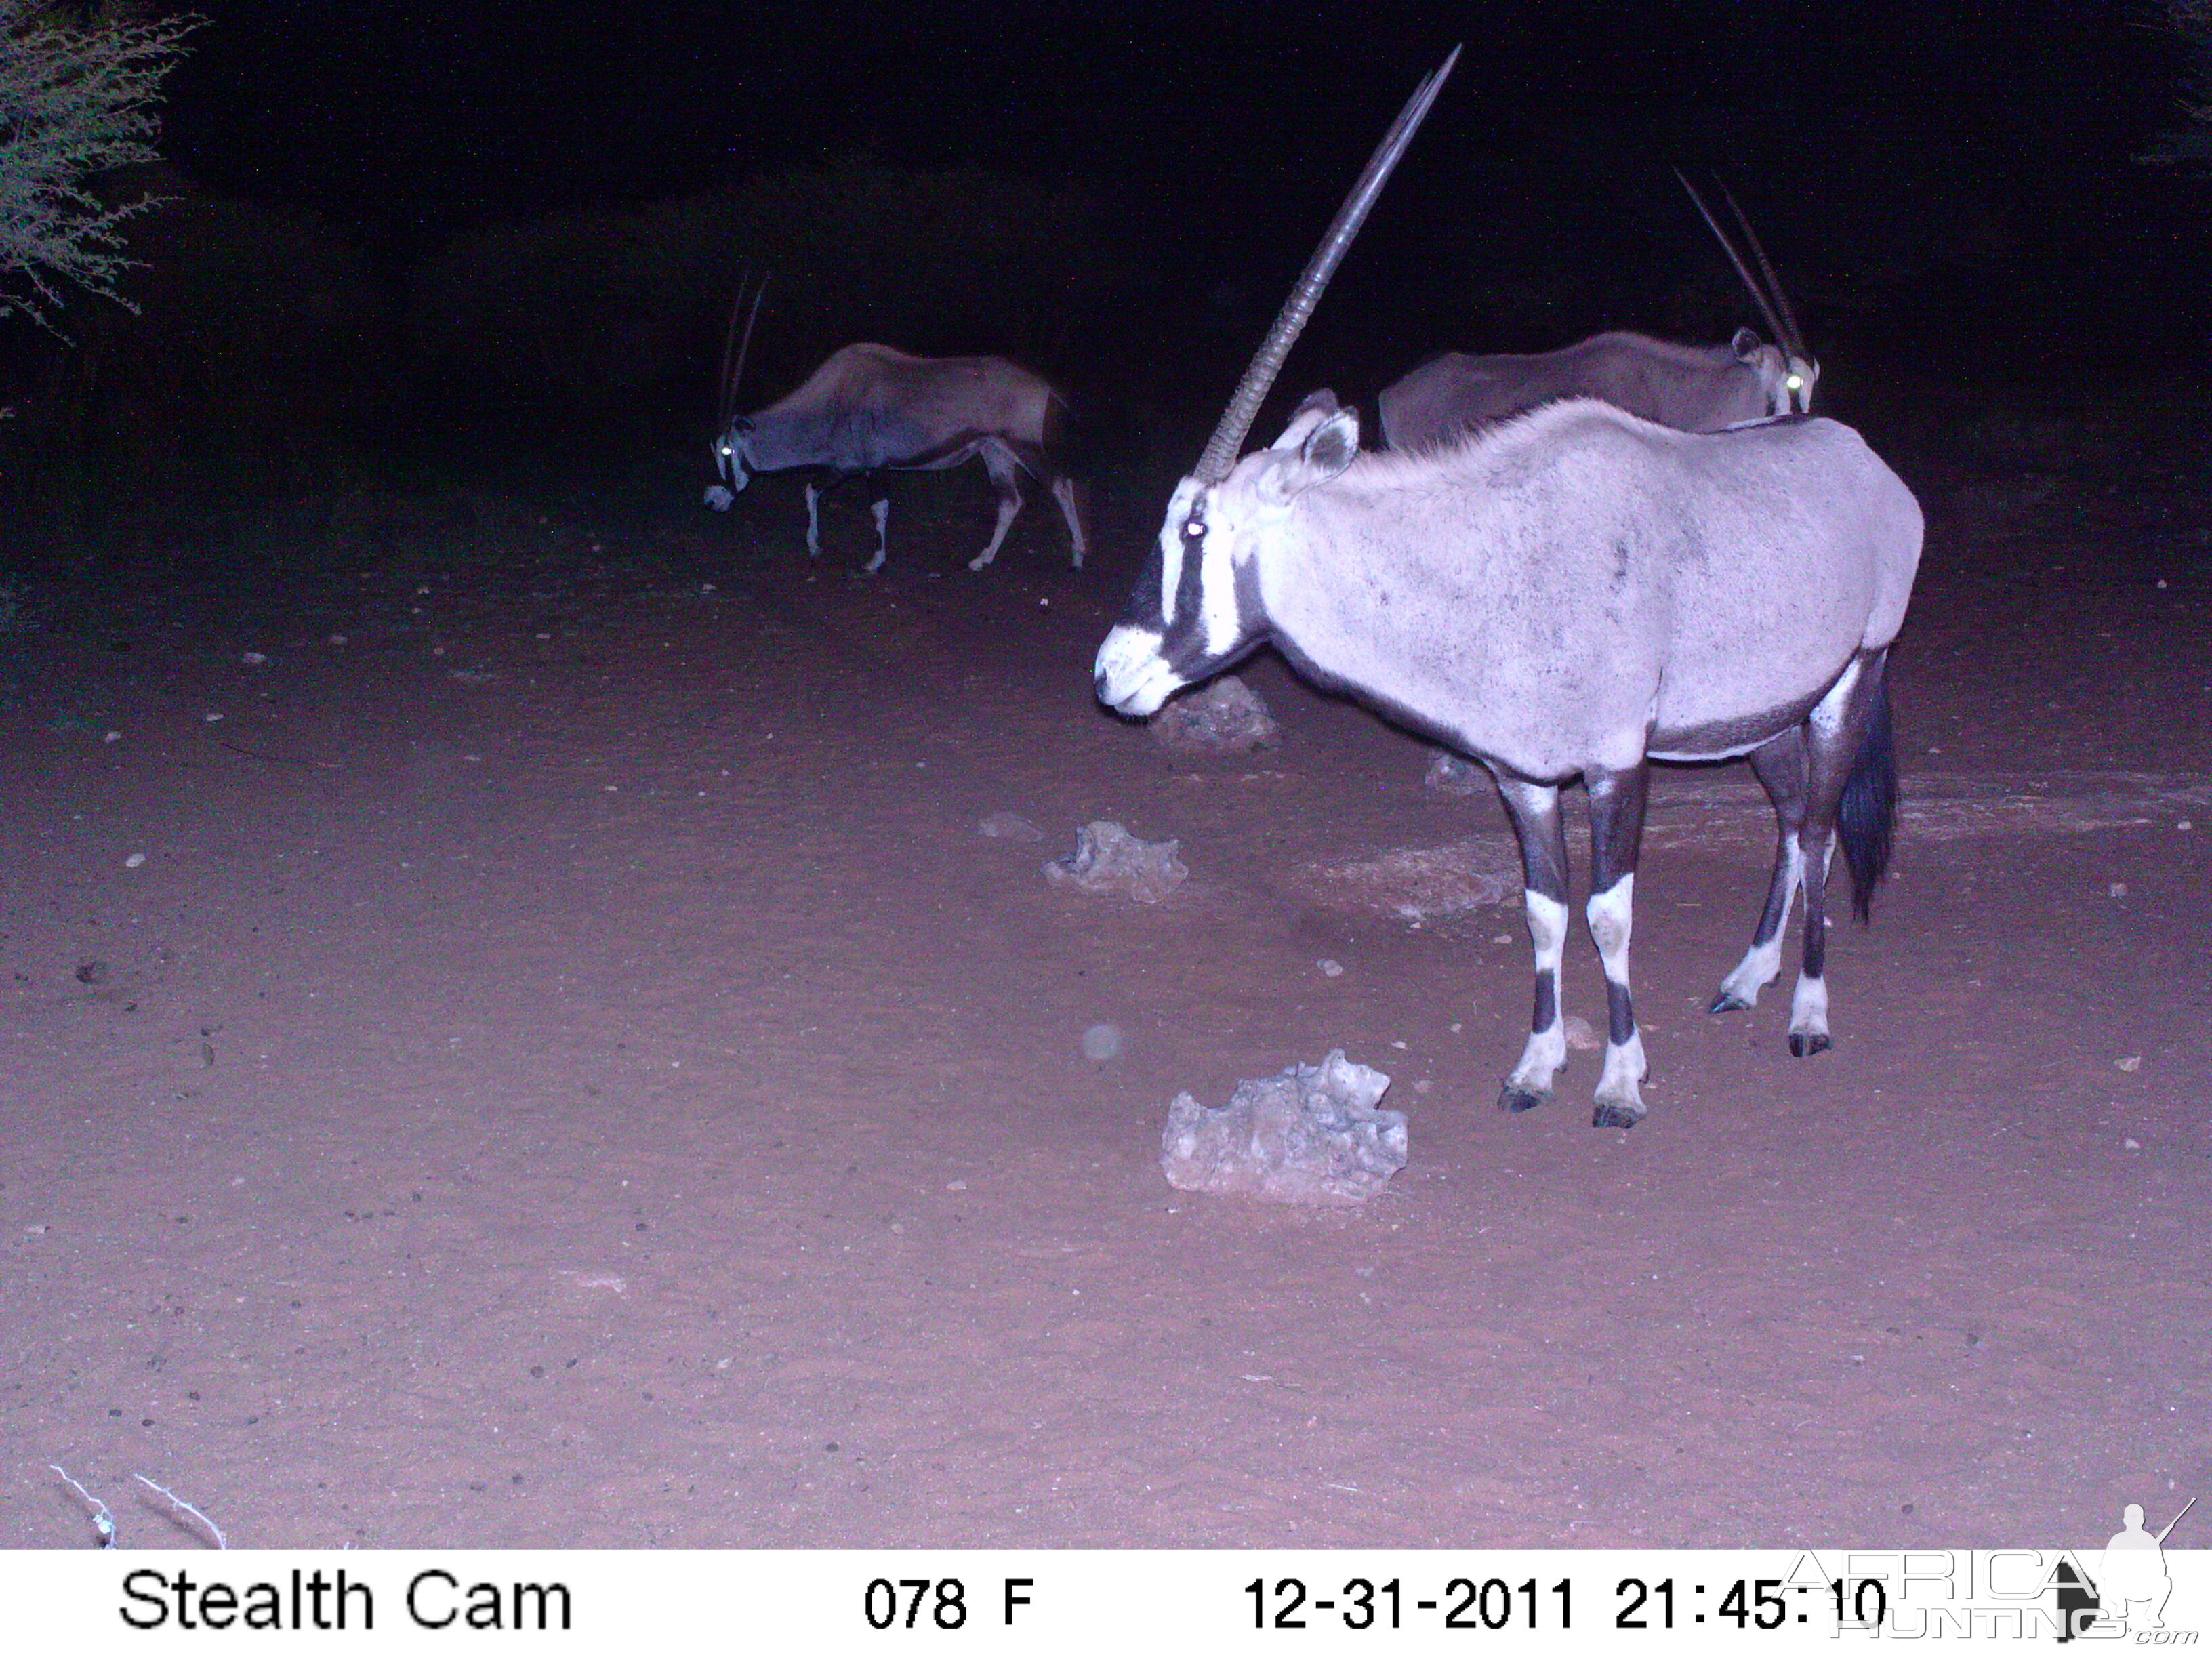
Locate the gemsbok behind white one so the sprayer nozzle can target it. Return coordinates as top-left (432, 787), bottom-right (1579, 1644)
top-left (1094, 50), bottom-right (1924, 1128)
top-left (1378, 174), bottom-right (1818, 450)
top-left (1378, 326), bottom-right (1811, 450)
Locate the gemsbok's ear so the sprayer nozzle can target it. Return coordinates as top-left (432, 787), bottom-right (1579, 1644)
top-left (1732, 326), bottom-right (1762, 361)
top-left (1268, 389), bottom-right (1343, 452)
top-left (1303, 406), bottom-right (1359, 476)
top-left (1256, 406), bottom-right (1359, 506)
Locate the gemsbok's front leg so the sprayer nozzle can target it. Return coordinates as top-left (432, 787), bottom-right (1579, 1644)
top-left (1493, 774), bottom-right (1571, 1115)
top-left (1712, 729), bottom-right (1809, 1015)
top-left (1585, 762), bottom-right (1652, 1128)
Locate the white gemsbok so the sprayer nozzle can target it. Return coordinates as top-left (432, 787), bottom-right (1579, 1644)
top-left (1378, 173), bottom-right (1817, 450)
top-left (1094, 51), bottom-right (1923, 1128)
top-left (705, 308), bottom-right (1087, 574)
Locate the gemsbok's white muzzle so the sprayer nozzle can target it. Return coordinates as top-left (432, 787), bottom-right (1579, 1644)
top-left (1093, 624), bottom-right (1183, 718)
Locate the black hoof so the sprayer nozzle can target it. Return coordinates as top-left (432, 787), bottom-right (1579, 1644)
top-left (1592, 1102), bottom-right (1645, 1130)
top-left (1708, 989), bottom-right (1752, 1015)
top-left (1498, 1083), bottom-right (1548, 1115)
top-left (1789, 1031), bottom-right (1831, 1058)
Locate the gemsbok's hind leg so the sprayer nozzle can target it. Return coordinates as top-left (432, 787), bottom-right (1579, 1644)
top-left (1784, 653), bottom-right (1891, 1057)
top-left (1712, 729), bottom-right (1809, 1015)
top-left (804, 483), bottom-right (825, 558)
top-left (1006, 438), bottom-right (1086, 569)
top-left (861, 499), bottom-right (891, 575)
top-left (1050, 475), bottom-right (1088, 569)
top-left (970, 446), bottom-right (1025, 571)
top-left (1585, 762), bottom-right (1652, 1128)
top-left (1493, 775), bottom-right (1572, 1115)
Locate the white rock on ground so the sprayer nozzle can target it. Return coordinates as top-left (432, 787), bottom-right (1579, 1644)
top-left (1148, 676), bottom-right (1281, 756)
top-left (1045, 821), bottom-right (1187, 904)
top-left (1160, 1050), bottom-right (1407, 1207)
top-left (1422, 748), bottom-right (1487, 796)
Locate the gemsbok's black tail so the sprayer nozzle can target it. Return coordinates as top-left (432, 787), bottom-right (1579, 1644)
top-left (1835, 659), bottom-right (1897, 922)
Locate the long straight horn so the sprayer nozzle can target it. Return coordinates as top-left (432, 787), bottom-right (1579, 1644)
top-left (1675, 168), bottom-right (1796, 356)
top-left (716, 267), bottom-right (750, 430)
top-left (731, 272), bottom-right (769, 411)
top-left (1719, 180), bottom-right (1803, 356)
top-left (716, 270), bottom-right (770, 429)
top-left (1195, 45), bottom-right (1460, 483)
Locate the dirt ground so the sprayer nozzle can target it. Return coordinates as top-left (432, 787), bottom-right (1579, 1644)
top-left (2, 453), bottom-right (2208, 1551)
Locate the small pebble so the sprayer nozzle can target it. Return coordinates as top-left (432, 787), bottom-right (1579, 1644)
top-left (1317, 959), bottom-right (1345, 978)
top-left (103, 731), bottom-right (120, 743)
top-left (242, 651), bottom-right (267, 665)
top-left (328, 633), bottom-right (347, 645)
top-left (203, 712), bottom-right (224, 723)
top-left (945, 1180), bottom-right (967, 1192)
top-left (2109, 882), bottom-right (2127, 898)
top-left (1080, 1023), bottom-right (1123, 1061)
top-left (2179, 820), bottom-right (2194, 832)
top-left (2116, 1055), bottom-right (2142, 1073)
top-left (977, 811), bottom-right (1043, 842)
top-left (124, 853), bottom-right (146, 869)
top-left (2123, 1138), bottom-right (2143, 1151)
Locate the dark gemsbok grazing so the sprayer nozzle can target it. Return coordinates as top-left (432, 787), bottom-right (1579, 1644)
top-left (705, 298), bottom-right (1086, 575)
top-left (1378, 175), bottom-right (1816, 450)
top-left (1378, 327), bottom-right (1809, 451)
top-left (1093, 50), bottom-right (1924, 1128)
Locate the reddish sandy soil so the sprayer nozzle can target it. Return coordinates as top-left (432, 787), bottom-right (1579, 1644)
top-left (2, 458), bottom-right (2208, 1551)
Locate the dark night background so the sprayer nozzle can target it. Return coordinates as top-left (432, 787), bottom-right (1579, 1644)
top-left (8, 5), bottom-right (2212, 1554)
top-left (4, 0), bottom-right (2207, 550)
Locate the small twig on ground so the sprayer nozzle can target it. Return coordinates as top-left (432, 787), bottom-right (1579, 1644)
top-left (134, 1473), bottom-right (227, 1549)
top-left (214, 737), bottom-right (341, 769)
top-left (49, 1465), bottom-right (117, 1549)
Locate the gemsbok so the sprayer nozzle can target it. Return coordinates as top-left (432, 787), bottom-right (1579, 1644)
top-left (707, 325), bottom-right (1086, 575)
top-left (1378, 173), bottom-right (1816, 450)
top-left (1094, 51), bottom-right (1923, 1128)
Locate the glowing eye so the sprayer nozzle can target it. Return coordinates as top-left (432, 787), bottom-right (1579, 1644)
top-left (1786, 375), bottom-right (1803, 390)
top-left (1182, 517), bottom-right (1205, 543)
